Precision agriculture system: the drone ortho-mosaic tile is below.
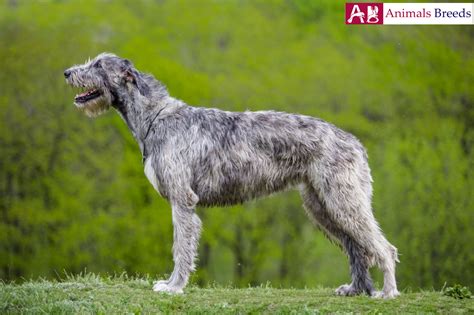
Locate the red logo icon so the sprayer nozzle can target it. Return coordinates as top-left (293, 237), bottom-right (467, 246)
top-left (346, 3), bottom-right (384, 24)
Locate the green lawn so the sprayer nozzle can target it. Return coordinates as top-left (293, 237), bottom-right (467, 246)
top-left (1, 274), bottom-right (472, 314)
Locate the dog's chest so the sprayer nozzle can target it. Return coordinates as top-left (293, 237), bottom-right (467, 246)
top-left (144, 157), bottom-right (163, 197)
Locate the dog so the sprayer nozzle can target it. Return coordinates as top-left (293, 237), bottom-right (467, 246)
top-left (64, 53), bottom-right (399, 298)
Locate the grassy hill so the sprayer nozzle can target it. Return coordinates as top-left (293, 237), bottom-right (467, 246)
top-left (1, 274), bottom-right (472, 314)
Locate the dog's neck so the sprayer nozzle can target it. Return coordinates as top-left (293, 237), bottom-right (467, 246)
top-left (113, 87), bottom-right (185, 163)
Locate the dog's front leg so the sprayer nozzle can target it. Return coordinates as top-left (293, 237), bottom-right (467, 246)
top-left (153, 199), bottom-right (202, 294)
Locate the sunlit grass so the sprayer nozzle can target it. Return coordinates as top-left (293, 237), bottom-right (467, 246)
top-left (1, 273), bottom-right (472, 314)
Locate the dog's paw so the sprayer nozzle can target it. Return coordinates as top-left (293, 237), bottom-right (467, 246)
top-left (335, 283), bottom-right (359, 296)
top-left (152, 280), bottom-right (184, 294)
top-left (372, 289), bottom-right (400, 299)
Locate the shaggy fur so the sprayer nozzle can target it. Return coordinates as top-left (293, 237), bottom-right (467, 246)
top-left (64, 53), bottom-right (400, 298)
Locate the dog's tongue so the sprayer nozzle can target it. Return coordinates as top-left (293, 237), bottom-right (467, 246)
top-left (78, 89), bottom-right (97, 97)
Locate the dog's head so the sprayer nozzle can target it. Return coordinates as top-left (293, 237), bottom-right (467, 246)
top-left (64, 53), bottom-right (148, 117)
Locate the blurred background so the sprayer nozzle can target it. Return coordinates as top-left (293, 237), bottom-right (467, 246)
top-left (0, 0), bottom-right (473, 290)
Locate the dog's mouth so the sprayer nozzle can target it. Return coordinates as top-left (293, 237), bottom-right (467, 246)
top-left (74, 88), bottom-right (103, 104)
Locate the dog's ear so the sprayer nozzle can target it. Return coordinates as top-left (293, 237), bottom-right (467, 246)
top-left (122, 60), bottom-right (150, 96)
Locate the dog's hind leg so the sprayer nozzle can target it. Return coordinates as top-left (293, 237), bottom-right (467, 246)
top-left (307, 164), bottom-right (400, 298)
top-left (153, 188), bottom-right (202, 294)
top-left (300, 184), bottom-right (374, 296)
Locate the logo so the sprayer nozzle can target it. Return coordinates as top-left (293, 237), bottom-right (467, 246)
top-left (346, 3), bottom-right (384, 24)
top-left (345, 3), bottom-right (473, 25)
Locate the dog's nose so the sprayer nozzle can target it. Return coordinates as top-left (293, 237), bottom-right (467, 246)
top-left (64, 70), bottom-right (71, 78)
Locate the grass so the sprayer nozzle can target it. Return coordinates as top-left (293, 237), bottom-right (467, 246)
top-left (1, 274), bottom-right (473, 314)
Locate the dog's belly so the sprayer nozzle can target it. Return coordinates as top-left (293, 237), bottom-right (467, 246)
top-left (193, 172), bottom-right (300, 207)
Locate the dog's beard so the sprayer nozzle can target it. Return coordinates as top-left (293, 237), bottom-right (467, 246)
top-left (76, 96), bottom-right (110, 117)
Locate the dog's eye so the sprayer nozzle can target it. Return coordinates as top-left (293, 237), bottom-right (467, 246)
top-left (93, 61), bottom-right (102, 69)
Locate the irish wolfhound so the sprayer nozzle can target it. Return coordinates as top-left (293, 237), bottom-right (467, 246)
top-left (64, 53), bottom-right (400, 298)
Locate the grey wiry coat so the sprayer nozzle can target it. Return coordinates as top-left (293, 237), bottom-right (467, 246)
top-left (64, 53), bottom-right (399, 298)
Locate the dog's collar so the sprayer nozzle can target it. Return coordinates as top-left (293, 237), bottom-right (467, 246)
top-left (141, 106), bottom-right (166, 164)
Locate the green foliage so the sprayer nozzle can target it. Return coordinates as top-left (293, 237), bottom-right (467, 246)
top-left (0, 0), bottom-right (473, 291)
top-left (444, 284), bottom-right (472, 300)
top-left (1, 274), bottom-right (474, 314)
